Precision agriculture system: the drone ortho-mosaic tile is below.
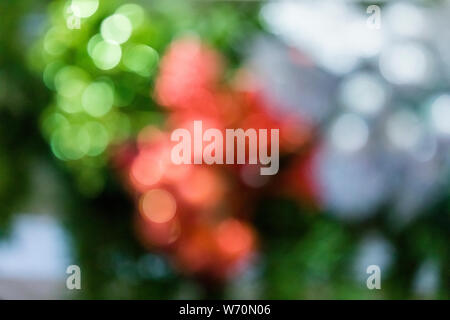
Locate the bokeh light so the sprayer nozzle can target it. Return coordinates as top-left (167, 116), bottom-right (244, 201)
top-left (54, 66), bottom-right (89, 99)
top-left (139, 189), bottom-right (177, 224)
top-left (123, 44), bottom-right (159, 77)
top-left (91, 40), bottom-right (122, 70)
top-left (116, 3), bottom-right (145, 28)
top-left (81, 81), bottom-right (114, 117)
top-left (101, 14), bottom-right (132, 45)
top-left (51, 124), bottom-right (90, 160)
top-left (386, 109), bottom-right (424, 152)
top-left (379, 42), bottom-right (433, 86)
top-left (429, 94), bottom-right (450, 136)
top-left (329, 113), bottom-right (369, 153)
top-left (84, 121), bottom-right (109, 156)
top-left (339, 72), bottom-right (387, 116)
top-left (130, 151), bottom-right (165, 191)
top-left (70, 0), bottom-right (99, 18)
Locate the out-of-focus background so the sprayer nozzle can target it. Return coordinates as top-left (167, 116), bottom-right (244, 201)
top-left (0, 0), bottom-right (448, 299)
